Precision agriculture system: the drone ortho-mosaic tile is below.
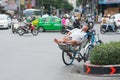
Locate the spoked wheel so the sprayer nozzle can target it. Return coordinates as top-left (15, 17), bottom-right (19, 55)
top-left (84, 45), bottom-right (94, 62)
top-left (62, 51), bottom-right (75, 65)
top-left (17, 28), bottom-right (24, 36)
top-left (32, 29), bottom-right (39, 36)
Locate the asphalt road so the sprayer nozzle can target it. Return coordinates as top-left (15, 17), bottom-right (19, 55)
top-left (0, 24), bottom-right (120, 80)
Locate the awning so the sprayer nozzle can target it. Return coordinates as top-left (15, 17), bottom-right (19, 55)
top-left (99, 0), bottom-right (120, 4)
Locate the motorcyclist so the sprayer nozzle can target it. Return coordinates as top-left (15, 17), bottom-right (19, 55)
top-left (23, 17), bottom-right (34, 31)
top-left (61, 15), bottom-right (66, 27)
top-left (64, 14), bottom-right (72, 29)
top-left (11, 16), bottom-right (18, 26)
top-left (106, 14), bottom-right (115, 31)
top-left (100, 14), bottom-right (115, 32)
top-left (86, 14), bottom-right (94, 23)
top-left (73, 17), bottom-right (81, 29)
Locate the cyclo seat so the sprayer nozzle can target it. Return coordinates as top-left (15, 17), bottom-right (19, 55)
top-left (58, 35), bottom-right (89, 52)
top-left (58, 43), bottom-right (74, 51)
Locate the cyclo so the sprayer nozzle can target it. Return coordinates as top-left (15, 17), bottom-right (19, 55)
top-left (57, 27), bottom-right (102, 65)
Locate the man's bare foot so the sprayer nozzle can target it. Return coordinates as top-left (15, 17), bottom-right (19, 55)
top-left (54, 38), bottom-right (59, 44)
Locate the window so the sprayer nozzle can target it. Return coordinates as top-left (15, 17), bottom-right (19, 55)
top-left (52, 18), bottom-right (60, 22)
top-left (43, 18), bottom-right (50, 22)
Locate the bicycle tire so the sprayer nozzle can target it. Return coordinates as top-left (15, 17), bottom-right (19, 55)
top-left (62, 51), bottom-right (75, 65)
top-left (84, 45), bottom-right (94, 62)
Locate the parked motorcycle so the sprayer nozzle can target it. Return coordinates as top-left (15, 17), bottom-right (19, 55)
top-left (17, 23), bottom-right (39, 36)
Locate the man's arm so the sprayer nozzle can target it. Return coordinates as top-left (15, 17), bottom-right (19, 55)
top-left (63, 31), bottom-right (72, 38)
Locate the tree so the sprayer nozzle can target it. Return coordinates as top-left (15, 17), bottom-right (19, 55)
top-left (36, 0), bottom-right (73, 11)
top-left (63, 1), bottom-right (73, 12)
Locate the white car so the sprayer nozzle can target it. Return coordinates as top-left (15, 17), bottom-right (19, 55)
top-left (0, 14), bottom-right (12, 29)
top-left (110, 13), bottom-right (120, 27)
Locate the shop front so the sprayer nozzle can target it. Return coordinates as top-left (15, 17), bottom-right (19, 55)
top-left (98, 0), bottom-right (120, 16)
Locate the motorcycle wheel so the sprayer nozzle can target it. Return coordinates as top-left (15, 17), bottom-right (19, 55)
top-left (12, 27), bottom-right (16, 33)
top-left (100, 29), bottom-right (106, 34)
top-left (60, 26), bottom-right (66, 34)
top-left (60, 29), bottom-right (66, 34)
top-left (32, 29), bottom-right (39, 36)
top-left (17, 28), bottom-right (24, 36)
top-left (116, 29), bottom-right (120, 34)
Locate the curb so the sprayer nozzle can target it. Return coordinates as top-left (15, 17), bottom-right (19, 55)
top-left (83, 61), bottom-right (120, 75)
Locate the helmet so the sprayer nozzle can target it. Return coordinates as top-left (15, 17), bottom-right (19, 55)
top-left (65, 14), bottom-right (69, 18)
top-left (107, 14), bottom-right (110, 17)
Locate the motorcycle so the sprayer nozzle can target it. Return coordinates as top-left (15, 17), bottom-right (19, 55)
top-left (17, 23), bottom-right (39, 36)
top-left (12, 23), bottom-right (19, 33)
top-left (100, 23), bottom-right (120, 34)
top-left (11, 18), bottom-right (19, 33)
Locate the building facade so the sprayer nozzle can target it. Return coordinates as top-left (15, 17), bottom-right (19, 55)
top-left (98, 0), bottom-right (120, 16)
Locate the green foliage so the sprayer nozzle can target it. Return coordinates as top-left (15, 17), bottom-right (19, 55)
top-left (37, 0), bottom-right (73, 11)
top-left (63, 1), bottom-right (73, 11)
top-left (90, 41), bottom-right (120, 65)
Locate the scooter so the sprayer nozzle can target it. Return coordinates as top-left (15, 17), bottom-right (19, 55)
top-left (12, 23), bottom-right (19, 33)
top-left (11, 18), bottom-right (19, 33)
top-left (17, 23), bottom-right (39, 36)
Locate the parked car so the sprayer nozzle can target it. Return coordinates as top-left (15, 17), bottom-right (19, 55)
top-left (110, 13), bottom-right (120, 27)
top-left (34, 16), bottom-right (62, 32)
top-left (0, 14), bottom-right (12, 29)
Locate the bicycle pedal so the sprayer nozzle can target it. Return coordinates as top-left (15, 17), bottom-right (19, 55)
top-left (75, 57), bottom-right (82, 62)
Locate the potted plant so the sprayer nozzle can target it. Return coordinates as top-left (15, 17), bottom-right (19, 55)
top-left (84, 41), bottom-right (120, 74)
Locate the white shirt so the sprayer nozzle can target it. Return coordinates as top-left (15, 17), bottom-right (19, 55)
top-left (68, 28), bottom-right (87, 44)
top-left (65, 19), bottom-right (71, 26)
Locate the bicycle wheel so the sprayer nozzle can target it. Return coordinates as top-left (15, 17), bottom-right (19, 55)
top-left (62, 51), bottom-right (75, 65)
top-left (84, 45), bottom-right (94, 62)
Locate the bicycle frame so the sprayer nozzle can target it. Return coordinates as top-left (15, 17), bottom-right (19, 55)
top-left (58, 29), bottom-right (102, 66)
top-left (58, 35), bottom-right (90, 65)
top-left (87, 29), bottom-right (101, 46)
